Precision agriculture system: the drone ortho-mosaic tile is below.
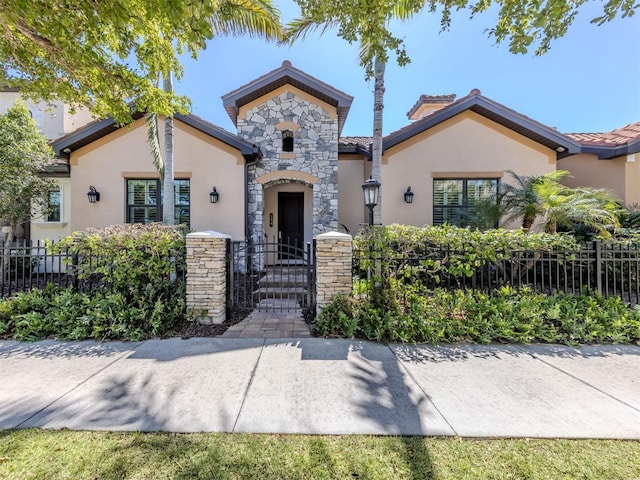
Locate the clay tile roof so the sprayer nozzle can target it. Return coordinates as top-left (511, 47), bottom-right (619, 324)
top-left (566, 121), bottom-right (640, 147)
top-left (339, 136), bottom-right (373, 148)
top-left (406, 94), bottom-right (457, 119)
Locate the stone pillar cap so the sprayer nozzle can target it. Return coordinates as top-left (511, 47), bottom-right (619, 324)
top-left (186, 230), bottom-right (232, 239)
top-left (315, 231), bottom-right (352, 240)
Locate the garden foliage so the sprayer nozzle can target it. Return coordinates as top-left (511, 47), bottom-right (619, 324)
top-left (315, 225), bottom-right (640, 345)
top-left (0, 224), bottom-right (186, 341)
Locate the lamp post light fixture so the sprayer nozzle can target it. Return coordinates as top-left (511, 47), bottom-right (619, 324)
top-left (361, 176), bottom-right (381, 226)
top-left (87, 186), bottom-right (100, 203)
top-left (209, 186), bottom-right (219, 204)
top-left (404, 186), bottom-right (414, 204)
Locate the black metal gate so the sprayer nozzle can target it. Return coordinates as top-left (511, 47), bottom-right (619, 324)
top-left (227, 238), bottom-right (316, 313)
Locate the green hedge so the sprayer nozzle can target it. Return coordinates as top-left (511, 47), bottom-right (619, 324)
top-left (314, 286), bottom-right (640, 345)
top-left (0, 223), bottom-right (186, 341)
top-left (316, 225), bottom-right (640, 345)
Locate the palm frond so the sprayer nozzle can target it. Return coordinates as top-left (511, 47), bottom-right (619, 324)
top-left (282, 17), bottom-right (338, 45)
top-left (145, 112), bottom-right (164, 179)
top-left (211, 0), bottom-right (282, 41)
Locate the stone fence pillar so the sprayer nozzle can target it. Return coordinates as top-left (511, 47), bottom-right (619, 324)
top-left (315, 232), bottom-right (353, 315)
top-left (186, 231), bottom-right (230, 325)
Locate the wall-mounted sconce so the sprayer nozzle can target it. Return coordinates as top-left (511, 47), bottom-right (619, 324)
top-left (87, 186), bottom-right (100, 203)
top-left (269, 213), bottom-right (273, 227)
top-left (209, 186), bottom-right (219, 204)
top-left (404, 186), bottom-right (414, 204)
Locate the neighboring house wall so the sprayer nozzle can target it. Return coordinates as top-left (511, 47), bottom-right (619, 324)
top-left (0, 91), bottom-right (93, 139)
top-left (236, 85), bottom-right (339, 244)
top-left (67, 117), bottom-right (246, 239)
top-left (561, 152), bottom-right (640, 205)
top-left (30, 177), bottom-right (72, 244)
top-left (381, 111), bottom-right (556, 226)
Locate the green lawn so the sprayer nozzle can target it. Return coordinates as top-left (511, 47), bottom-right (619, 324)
top-left (0, 430), bottom-right (638, 479)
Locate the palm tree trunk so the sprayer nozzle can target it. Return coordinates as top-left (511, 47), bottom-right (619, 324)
top-left (522, 214), bottom-right (536, 233)
top-left (371, 58), bottom-right (385, 226)
top-left (162, 72), bottom-right (175, 225)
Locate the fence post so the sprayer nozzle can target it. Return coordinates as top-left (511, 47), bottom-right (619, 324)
top-left (315, 232), bottom-right (352, 316)
top-left (186, 230), bottom-right (231, 325)
top-left (594, 239), bottom-right (602, 295)
top-left (71, 252), bottom-right (79, 291)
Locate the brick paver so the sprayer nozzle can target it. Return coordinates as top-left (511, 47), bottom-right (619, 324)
top-left (220, 309), bottom-right (311, 338)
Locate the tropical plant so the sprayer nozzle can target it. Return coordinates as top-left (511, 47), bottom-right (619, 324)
top-left (498, 170), bottom-right (619, 235)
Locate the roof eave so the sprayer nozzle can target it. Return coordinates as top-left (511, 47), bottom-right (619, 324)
top-left (383, 94), bottom-right (581, 158)
top-left (582, 139), bottom-right (640, 160)
top-left (175, 114), bottom-right (262, 161)
top-left (338, 144), bottom-right (370, 158)
top-left (221, 64), bottom-right (354, 135)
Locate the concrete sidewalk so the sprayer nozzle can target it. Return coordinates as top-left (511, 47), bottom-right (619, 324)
top-left (0, 338), bottom-right (638, 438)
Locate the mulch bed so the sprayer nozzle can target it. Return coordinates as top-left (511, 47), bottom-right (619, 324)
top-left (175, 309), bottom-right (252, 338)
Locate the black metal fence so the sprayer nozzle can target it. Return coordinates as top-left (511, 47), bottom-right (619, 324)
top-left (0, 239), bottom-right (186, 299)
top-left (0, 240), bottom-right (76, 298)
top-left (354, 240), bottom-right (640, 305)
top-left (228, 239), bottom-right (316, 312)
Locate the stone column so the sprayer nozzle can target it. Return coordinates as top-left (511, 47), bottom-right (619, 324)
top-left (186, 231), bottom-right (230, 325)
top-left (315, 232), bottom-right (353, 315)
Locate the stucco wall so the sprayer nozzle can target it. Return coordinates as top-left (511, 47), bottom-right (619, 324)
top-left (624, 154), bottom-right (640, 205)
top-left (337, 154), bottom-right (368, 235)
top-left (68, 118), bottom-right (246, 238)
top-left (381, 111), bottom-right (557, 226)
top-left (30, 177), bottom-right (72, 243)
top-left (560, 153), bottom-right (626, 202)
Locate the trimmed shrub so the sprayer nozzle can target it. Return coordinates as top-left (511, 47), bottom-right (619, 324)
top-left (0, 224), bottom-right (186, 341)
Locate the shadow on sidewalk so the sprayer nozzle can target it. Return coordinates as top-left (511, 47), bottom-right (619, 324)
top-left (0, 339), bottom-right (138, 359)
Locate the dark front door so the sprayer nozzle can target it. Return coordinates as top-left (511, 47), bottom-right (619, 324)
top-left (278, 192), bottom-right (304, 259)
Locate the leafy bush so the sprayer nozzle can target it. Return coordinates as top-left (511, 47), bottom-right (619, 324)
top-left (0, 283), bottom-right (185, 341)
top-left (315, 286), bottom-right (640, 345)
top-left (1, 224), bottom-right (186, 341)
top-left (318, 225), bottom-right (640, 345)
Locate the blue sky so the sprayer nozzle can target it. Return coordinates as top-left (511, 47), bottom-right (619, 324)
top-left (177, 1), bottom-right (639, 137)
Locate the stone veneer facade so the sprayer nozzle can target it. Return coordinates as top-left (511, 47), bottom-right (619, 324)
top-left (315, 232), bottom-right (353, 315)
top-left (186, 231), bottom-right (230, 325)
top-left (237, 90), bottom-right (339, 243)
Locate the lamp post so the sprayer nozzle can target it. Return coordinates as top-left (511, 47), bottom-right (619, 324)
top-left (362, 176), bottom-right (380, 226)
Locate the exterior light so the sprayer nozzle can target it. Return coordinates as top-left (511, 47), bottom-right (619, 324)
top-left (87, 186), bottom-right (100, 203)
top-left (361, 176), bottom-right (381, 226)
top-left (209, 186), bottom-right (219, 204)
top-left (404, 186), bottom-right (414, 204)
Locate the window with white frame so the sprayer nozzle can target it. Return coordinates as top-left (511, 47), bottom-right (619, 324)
top-left (433, 178), bottom-right (498, 229)
top-left (45, 189), bottom-right (62, 222)
top-left (126, 179), bottom-right (190, 228)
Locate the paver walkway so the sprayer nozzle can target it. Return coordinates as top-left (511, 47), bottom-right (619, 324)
top-left (221, 307), bottom-right (311, 338)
